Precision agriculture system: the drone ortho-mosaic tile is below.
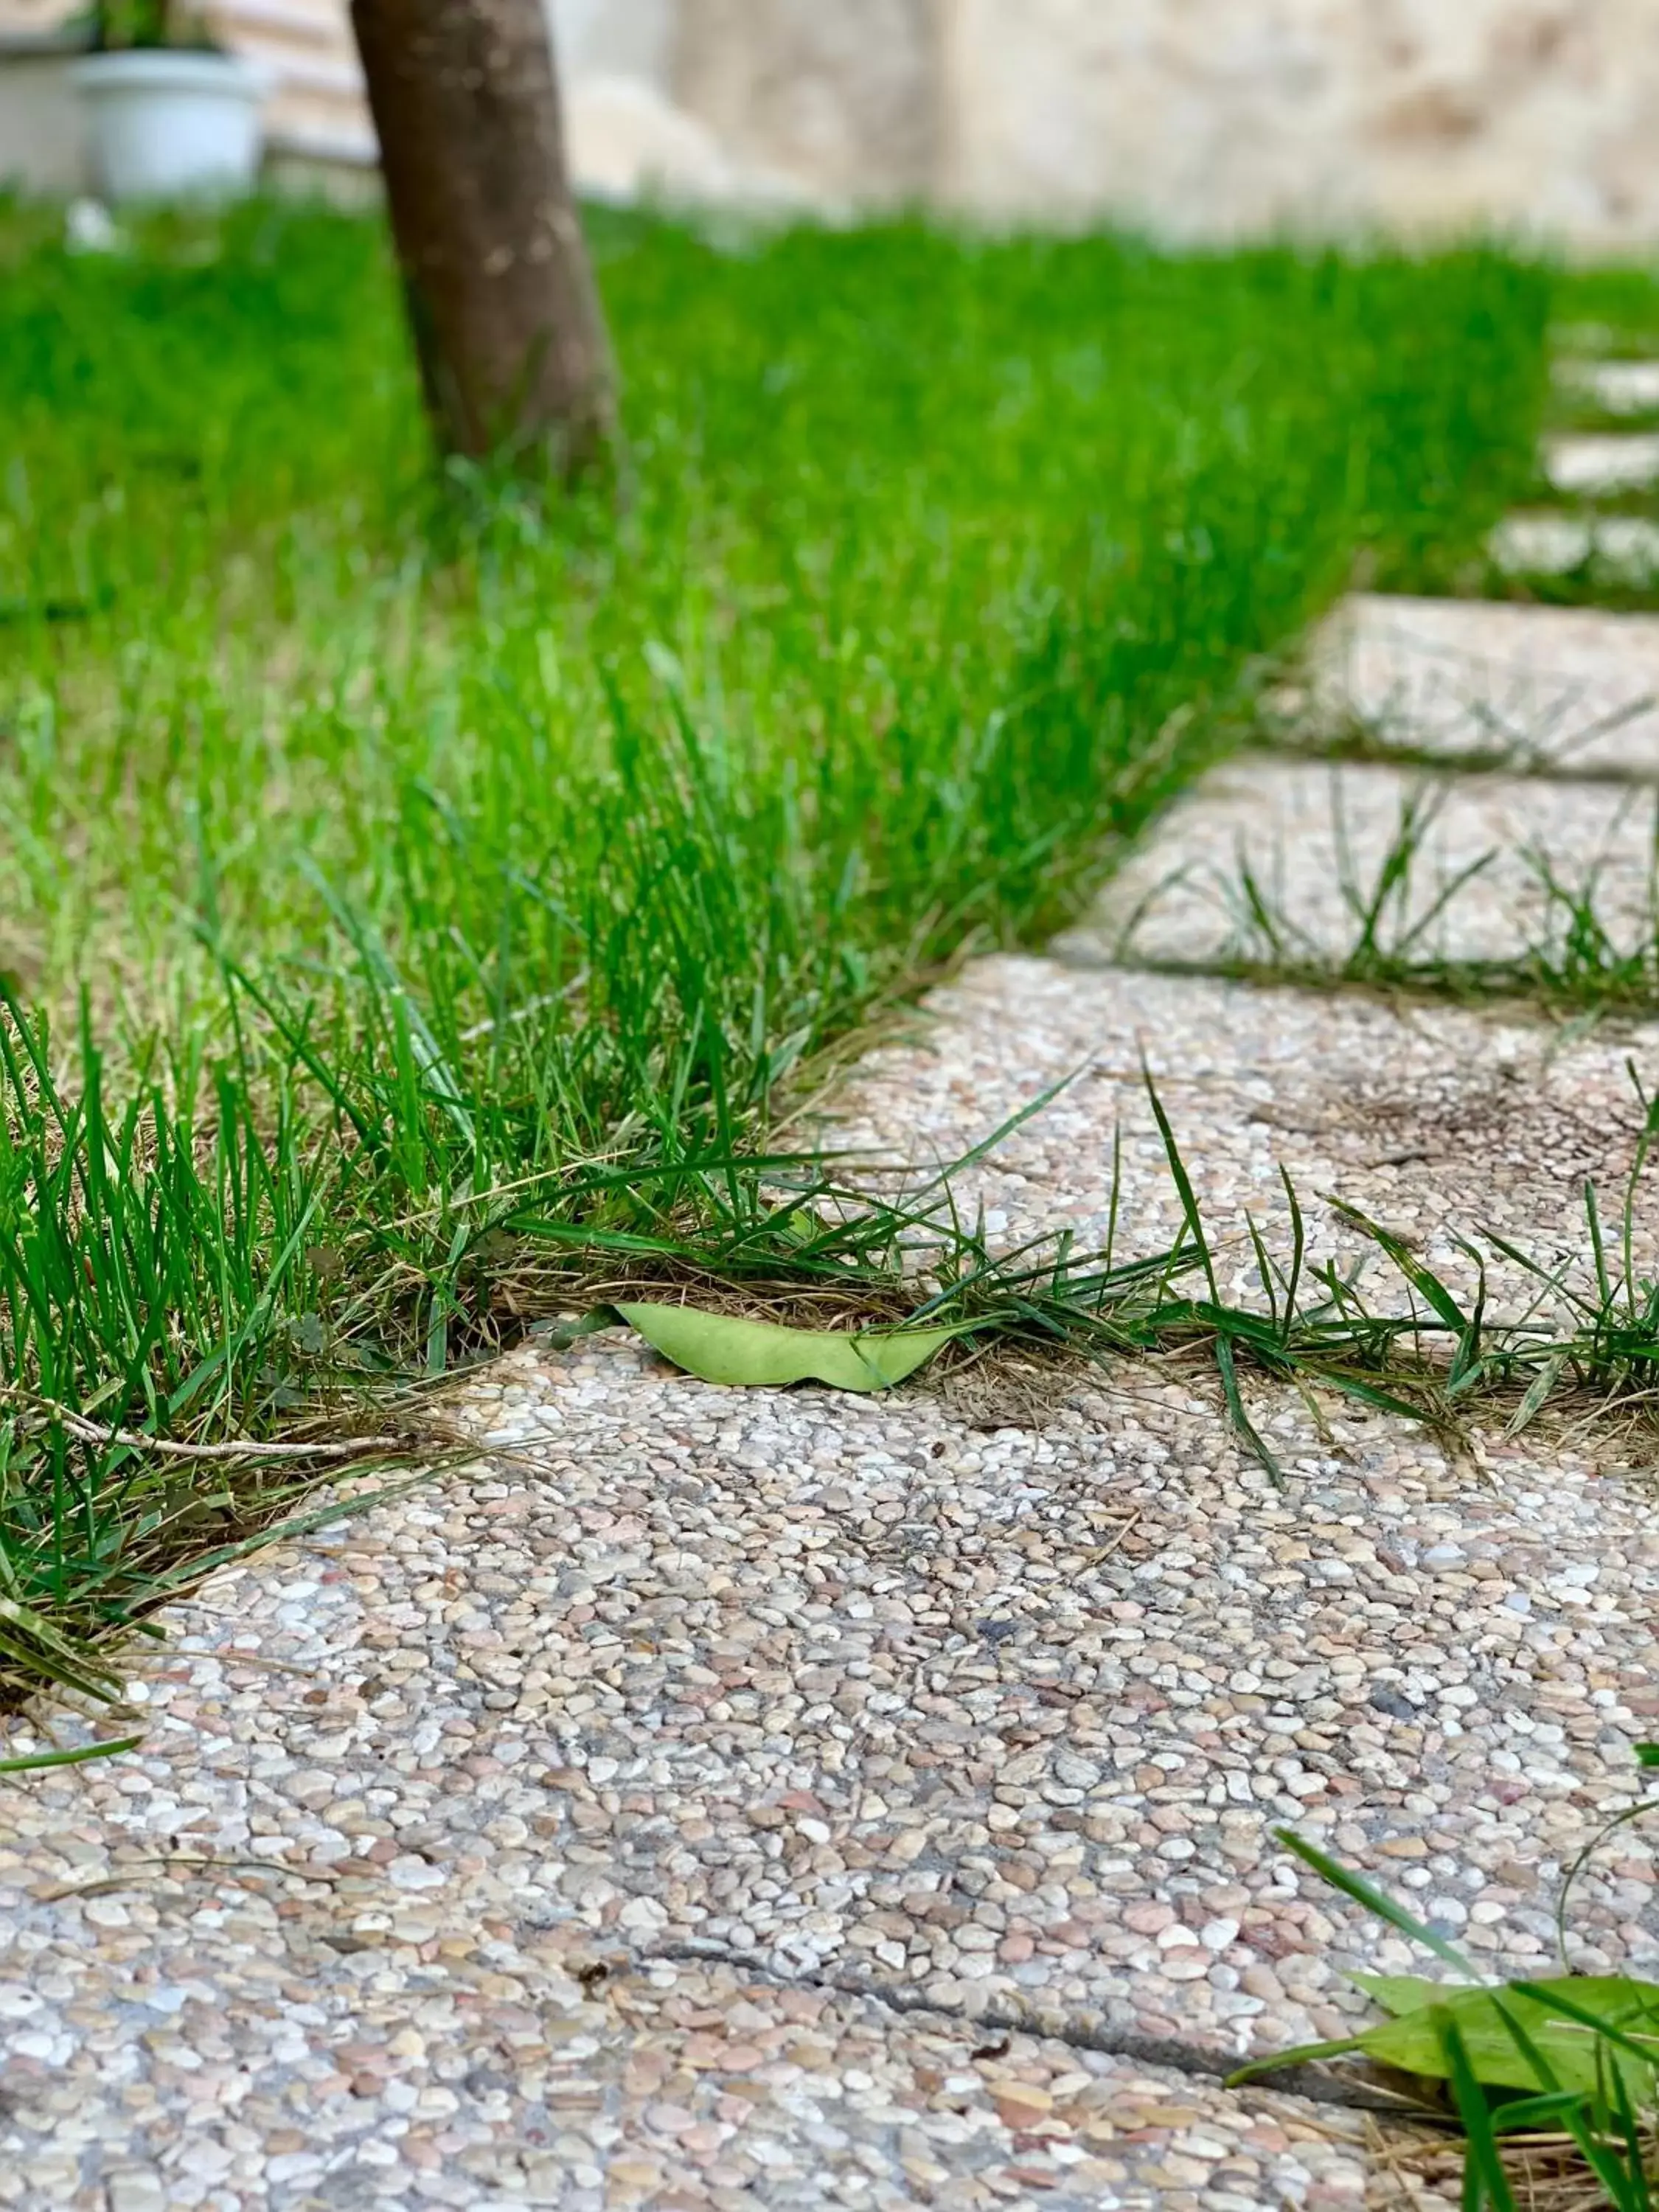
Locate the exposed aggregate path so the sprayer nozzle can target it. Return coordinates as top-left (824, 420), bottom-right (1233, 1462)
top-left (5, 369), bottom-right (1659, 2212)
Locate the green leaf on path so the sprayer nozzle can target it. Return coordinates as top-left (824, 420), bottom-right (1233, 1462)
top-left (616, 1302), bottom-right (970, 1392)
top-left (1236, 1975), bottom-right (1659, 2103)
top-left (1364, 1976), bottom-right (1659, 2101)
top-left (1349, 1971), bottom-right (1447, 2018)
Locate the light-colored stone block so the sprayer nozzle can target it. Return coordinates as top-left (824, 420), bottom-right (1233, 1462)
top-left (835, 953), bottom-right (1659, 1314)
top-left (1557, 358), bottom-right (1659, 416)
top-left (672, 0), bottom-right (937, 203)
top-left (566, 72), bottom-right (818, 210)
top-left (1489, 512), bottom-right (1659, 582)
top-left (1071, 754), bottom-right (1659, 970)
top-left (1309, 591), bottom-right (1659, 772)
top-left (551, 0), bottom-right (675, 86)
top-left (1544, 434), bottom-right (1659, 498)
top-left (566, 73), bottom-right (734, 204)
top-left (0, 46), bottom-right (87, 192)
top-left (935, 0), bottom-right (1659, 249)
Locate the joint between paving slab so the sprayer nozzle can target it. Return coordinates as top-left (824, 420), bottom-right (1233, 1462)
top-left (1260, 733), bottom-right (1659, 787)
top-left (643, 1938), bottom-right (1411, 2118)
top-left (1046, 936), bottom-right (1659, 1022)
top-left (1042, 944), bottom-right (1515, 1012)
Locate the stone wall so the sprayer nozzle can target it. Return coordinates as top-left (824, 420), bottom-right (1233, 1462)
top-left (6, 0), bottom-right (1658, 247)
top-left (564, 0), bottom-right (1659, 250)
top-left (934, 0), bottom-right (1659, 246)
top-left (672, 0), bottom-right (939, 202)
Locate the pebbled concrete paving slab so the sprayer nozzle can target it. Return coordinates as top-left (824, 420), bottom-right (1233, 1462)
top-left (1489, 511), bottom-right (1659, 585)
top-left (832, 957), bottom-right (1659, 1315)
top-left (3, 1144), bottom-right (1655, 2204)
top-left (1543, 431), bottom-right (1659, 497)
top-left (1308, 591), bottom-right (1659, 771)
top-left (8, 827), bottom-right (1659, 2210)
top-left (1075, 752), bottom-right (1659, 970)
top-left (1555, 358), bottom-right (1659, 415)
top-left (0, 1908), bottom-right (1381, 2211)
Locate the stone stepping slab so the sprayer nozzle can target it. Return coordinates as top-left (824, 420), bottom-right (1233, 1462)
top-left (1543, 431), bottom-right (1659, 498)
top-left (1074, 752), bottom-right (1659, 970)
top-left (3, 1226), bottom-right (1655, 2205)
top-left (3, 995), bottom-right (1657, 2205)
top-left (832, 957), bottom-right (1659, 1318)
top-left (1556, 358), bottom-right (1659, 415)
top-left (1489, 511), bottom-right (1659, 585)
top-left (0, 1907), bottom-right (1379, 2211)
top-left (1307, 591), bottom-right (1659, 773)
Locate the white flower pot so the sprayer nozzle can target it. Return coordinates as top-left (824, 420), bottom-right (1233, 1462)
top-left (72, 50), bottom-right (269, 204)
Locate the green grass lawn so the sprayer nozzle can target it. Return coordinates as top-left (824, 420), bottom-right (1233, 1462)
top-left (1552, 262), bottom-right (1659, 356)
top-left (0, 195), bottom-right (1551, 1699)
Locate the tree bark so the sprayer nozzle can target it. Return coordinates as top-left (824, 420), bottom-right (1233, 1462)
top-left (349, 0), bottom-right (617, 476)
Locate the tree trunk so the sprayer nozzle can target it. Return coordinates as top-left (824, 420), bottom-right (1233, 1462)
top-left (349, 0), bottom-right (617, 476)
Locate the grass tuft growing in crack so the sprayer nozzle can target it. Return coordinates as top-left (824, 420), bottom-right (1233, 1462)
top-left (1111, 766), bottom-right (1659, 1015)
